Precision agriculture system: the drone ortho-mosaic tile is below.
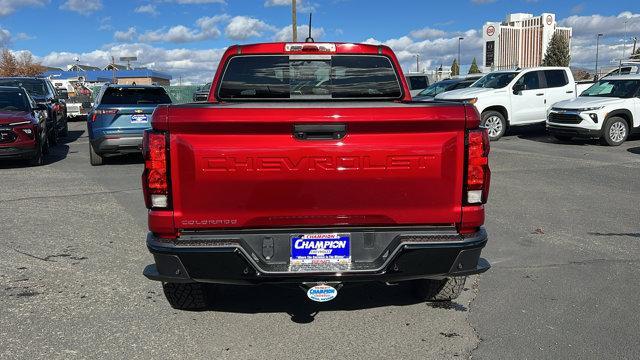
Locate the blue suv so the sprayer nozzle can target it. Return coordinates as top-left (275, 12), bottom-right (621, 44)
top-left (87, 85), bottom-right (171, 165)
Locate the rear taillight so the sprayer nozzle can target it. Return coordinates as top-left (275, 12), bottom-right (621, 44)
top-left (465, 129), bottom-right (490, 204)
top-left (142, 130), bottom-right (170, 209)
top-left (91, 109), bottom-right (118, 122)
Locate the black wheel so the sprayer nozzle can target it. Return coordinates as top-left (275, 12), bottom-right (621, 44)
top-left (89, 144), bottom-right (103, 166)
top-left (162, 282), bottom-right (209, 310)
top-left (60, 116), bottom-right (69, 137)
top-left (27, 141), bottom-right (44, 167)
top-left (411, 276), bottom-right (466, 301)
top-left (553, 134), bottom-right (573, 142)
top-left (48, 120), bottom-right (59, 145)
top-left (601, 116), bottom-right (628, 146)
top-left (481, 111), bottom-right (507, 141)
top-left (42, 131), bottom-right (50, 155)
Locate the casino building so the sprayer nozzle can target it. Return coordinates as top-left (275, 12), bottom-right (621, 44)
top-left (482, 13), bottom-right (572, 71)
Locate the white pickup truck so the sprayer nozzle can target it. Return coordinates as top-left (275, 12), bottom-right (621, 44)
top-left (547, 74), bottom-right (640, 146)
top-left (435, 67), bottom-right (593, 140)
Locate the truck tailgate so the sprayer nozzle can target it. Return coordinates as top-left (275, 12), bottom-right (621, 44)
top-left (164, 103), bottom-right (467, 230)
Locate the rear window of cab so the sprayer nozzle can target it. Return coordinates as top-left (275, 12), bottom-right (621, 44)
top-left (217, 55), bottom-right (402, 100)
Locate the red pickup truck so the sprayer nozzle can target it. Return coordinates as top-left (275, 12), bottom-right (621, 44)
top-left (142, 42), bottom-right (491, 309)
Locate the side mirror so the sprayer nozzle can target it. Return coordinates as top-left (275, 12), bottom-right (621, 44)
top-left (512, 83), bottom-right (526, 94)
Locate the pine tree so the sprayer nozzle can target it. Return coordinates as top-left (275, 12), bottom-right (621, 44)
top-left (542, 32), bottom-right (571, 67)
top-left (468, 57), bottom-right (481, 74)
top-left (450, 59), bottom-right (459, 76)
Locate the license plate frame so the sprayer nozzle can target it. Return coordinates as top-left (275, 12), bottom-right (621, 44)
top-left (290, 233), bottom-right (351, 267)
top-left (130, 114), bottom-right (148, 123)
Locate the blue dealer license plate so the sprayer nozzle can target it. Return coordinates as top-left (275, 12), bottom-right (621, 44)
top-left (290, 233), bottom-right (351, 266)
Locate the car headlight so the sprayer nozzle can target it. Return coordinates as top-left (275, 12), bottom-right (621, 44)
top-left (463, 98), bottom-right (478, 105)
top-left (577, 106), bottom-right (604, 112)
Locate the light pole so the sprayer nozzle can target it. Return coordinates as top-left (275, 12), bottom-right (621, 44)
top-left (458, 37), bottom-right (464, 74)
top-left (415, 54), bottom-right (420, 72)
top-left (595, 33), bottom-right (603, 80)
top-left (623, 20), bottom-right (628, 59)
top-left (292, 0), bottom-right (297, 42)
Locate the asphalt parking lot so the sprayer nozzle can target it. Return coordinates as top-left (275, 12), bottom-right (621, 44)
top-left (1, 121), bottom-right (639, 359)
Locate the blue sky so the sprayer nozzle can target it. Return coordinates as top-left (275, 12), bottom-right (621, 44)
top-left (1, 0), bottom-right (639, 83)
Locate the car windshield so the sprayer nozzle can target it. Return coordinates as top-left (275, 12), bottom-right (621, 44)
top-left (471, 72), bottom-right (518, 89)
top-left (100, 87), bottom-right (172, 105)
top-left (0, 90), bottom-right (30, 111)
top-left (580, 79), bottom-right (640, 98)
top-left (218, 55), bottom-right (402, 100)
top-left (416, 81), bottom-right (455, 97)
top-left (0, 79), bottom-right (47, 97)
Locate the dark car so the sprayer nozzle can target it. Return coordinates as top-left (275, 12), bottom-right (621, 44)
top-left (0, 77), bottom-right (68, 145)
top-left (413, 76), bottom-right (483, 101)
top-left (192, 82), bottom-right (211, 102)
top-left (0, 86), bottom-right (49, 166)
top-left (87, 85), bottom-right (172, 165)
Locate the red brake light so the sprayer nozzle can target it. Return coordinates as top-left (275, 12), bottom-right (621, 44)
top-left (142, 130), bottom-right (170, 209)
top-left (466, 129), bottom-right (490, 204)
top-left (91, 109), bottom-right (118, 122)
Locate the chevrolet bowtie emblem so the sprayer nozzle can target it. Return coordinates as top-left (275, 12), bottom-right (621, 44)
top-left (135, 109), bottom-right (143, 113)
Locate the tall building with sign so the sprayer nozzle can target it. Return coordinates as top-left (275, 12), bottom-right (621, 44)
top-left (482, 13), bottom-right (572, 71)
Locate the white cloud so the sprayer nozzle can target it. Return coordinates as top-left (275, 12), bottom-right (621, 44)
top-left (140, 25), bottom-right (219, 43)
top-left (174, 0), bottom-right (225, 3)
top-left (363, 29), bottom-right (483, 73)
top-left (0, 0), bottom-right (47, 17)
top-left (265, 0), bottom-right (315, 12)
top-left (31, 43), bottom-right (227, 84)
top-left (15, 32), bottom-right (35, 41)
top-left (98, 16), bottom-right (112, 31)
top-left (134, 4), bottom-right (158, 16)
top-left (114, 27), bottom-right (137, 42)
top-left (273, 24), bottom-right (324, 42)
top-left (560, 12), bottom-right (640, 38)
top-left (0, 27), bottom-right (11, 46)
top-left (137, 15), bottom-right (229, 43)
top-left (60, 0), bottom-right (103, 14)
top-left (225, 16), bottom-right (276, 40)
top-left (410, 27), bottom-right (448, 40)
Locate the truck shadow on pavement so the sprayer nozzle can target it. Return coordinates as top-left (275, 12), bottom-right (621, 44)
top-left (204, 282), bottom-right (468, 323)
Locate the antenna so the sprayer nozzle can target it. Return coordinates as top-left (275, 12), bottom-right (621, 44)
top-left (305, 13), bottom-right (314, 43)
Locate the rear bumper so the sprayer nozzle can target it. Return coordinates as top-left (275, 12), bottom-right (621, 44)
top-left (144, 226), bottom-right (490, 285)
top-left (91, 134), bottom-right (143, 155)
top-left (547, 124), bottom-right (602, 139)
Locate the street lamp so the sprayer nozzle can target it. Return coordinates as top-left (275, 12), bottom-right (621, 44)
top-left (623, 20), bottom-right (628, 59)
top-left (415, 54), bottom-right (420, 72)
top-left (595, 33), bottom-right (603, 80)
top-left (458, 37), bottom-right (464, 74)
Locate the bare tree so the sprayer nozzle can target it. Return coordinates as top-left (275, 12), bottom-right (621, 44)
top-left (0, 48), bottom-right (19, 77)
top-left (0, 48), bottom-right (46, 77)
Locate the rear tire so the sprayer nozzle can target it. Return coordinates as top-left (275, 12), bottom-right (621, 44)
top-left (27, 141), bottom-right (44, 167)
top-left (481, 111), bottom-right (507, 141)
top-left (49, 119), bottom-right (59, 145)
top-left (89, 144), bottom-right (103, 166)
top-left (601, 116), bottom-right (628, 146)
top-left (411, 276), bottom-right (466, 301)
top-left (553, 134), bottom-right (573, 142)
top-left (60, 116), bottom-right (69, 137)
top-left (162, 282), bottom-right (209, 310)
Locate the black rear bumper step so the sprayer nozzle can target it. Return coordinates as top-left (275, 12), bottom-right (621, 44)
top-left (144, 226), bottom-right (490, 285)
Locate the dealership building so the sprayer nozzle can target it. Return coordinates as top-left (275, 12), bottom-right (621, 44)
top-left (482, 13), bottom-right (572, 71)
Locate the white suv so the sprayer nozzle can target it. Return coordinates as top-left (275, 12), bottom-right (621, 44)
top-left (435, 67), bottom-right (591, 140)
top-left (547, 74), bottom-right (640, 146)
